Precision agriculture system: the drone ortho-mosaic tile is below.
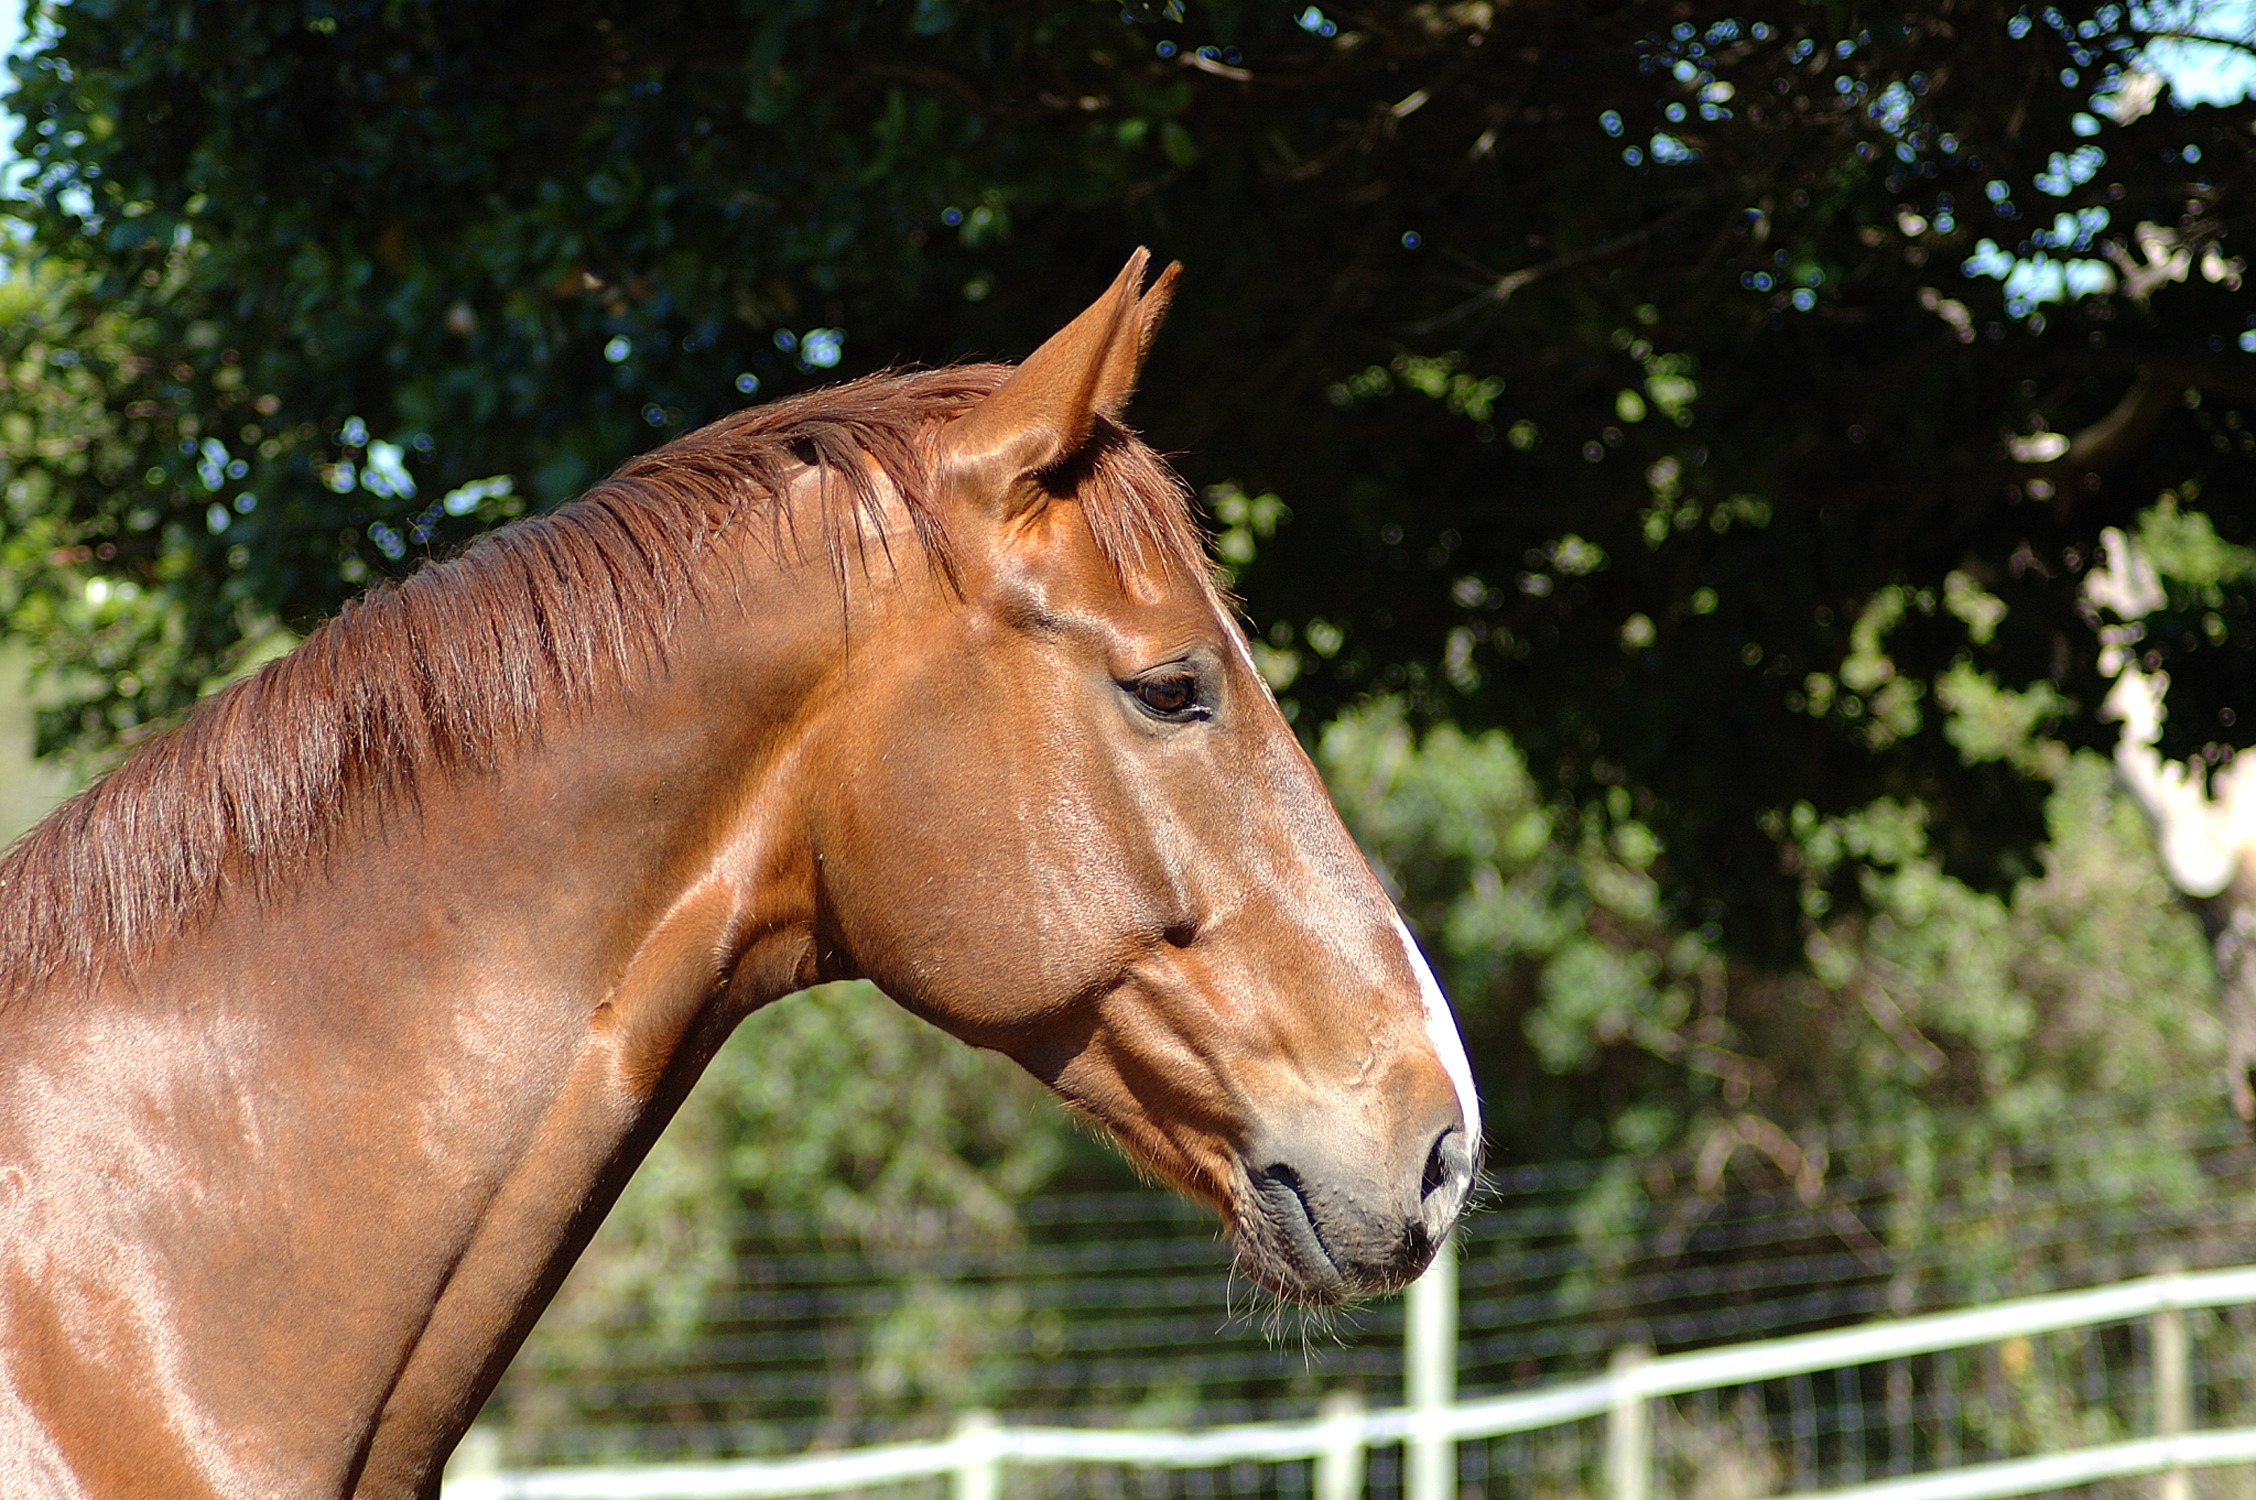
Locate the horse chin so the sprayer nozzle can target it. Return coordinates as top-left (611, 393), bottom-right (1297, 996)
top-left (1059, 1090), bottom-right (1449, 1307)
top-left (1230, 1219), bottom-right (1358, 1308)
top-left (1225, 1175), bottom-right (1437, 1309)
top-left (1086, 1128), bottom-right (1366, 1307)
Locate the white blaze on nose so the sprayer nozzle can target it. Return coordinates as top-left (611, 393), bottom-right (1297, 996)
top-left (1391, 911), bottom-right (1481, 1146)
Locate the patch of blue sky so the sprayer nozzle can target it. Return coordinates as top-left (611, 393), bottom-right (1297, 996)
top-left (0, 0), bottom-right (22, 199)
top-left (2038, 206), bottom-right (2114, 251)
top-left (1649, 132), bottom-right (1697, 164)
top-left (1964, 240), bottom-right (2020, 280)
top-left (2034, 143), bottom-right (2109, 194)
top-left (196, 438), bottom-right (236, 492)
top-left (2136, 0), bottom-right (2256, 105)
top-left (1962, 2), bottom-right (2249, 320)
top-left (2006, 255), bottom-right (2117, 310)
top-left (359, 440), bottom-right (417, 500)
top-left (442, 476), bottom-right (513, 517)
top-left (1963, 237), bottom-right (2118, 314)
top-left (1871, 80), bottom-right (1916, 134)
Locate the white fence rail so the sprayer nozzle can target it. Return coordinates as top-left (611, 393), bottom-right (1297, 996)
top-left (445, 1258), bottom-right (2256, 1500)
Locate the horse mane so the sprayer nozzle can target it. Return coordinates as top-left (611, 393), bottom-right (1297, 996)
top-left (0, 364), bottom-right (1209, 1003)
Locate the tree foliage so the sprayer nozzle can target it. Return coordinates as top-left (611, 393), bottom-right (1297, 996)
top-left (1322, 698), bottom-right (2222, 1168)
top-left (5, 0), bottom-right (2253, 953)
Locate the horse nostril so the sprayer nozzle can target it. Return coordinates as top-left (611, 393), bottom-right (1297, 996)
top-left (1421, 1126), bottom-right (1471, 1216)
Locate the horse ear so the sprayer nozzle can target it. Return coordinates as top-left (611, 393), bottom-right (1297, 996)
top-left (1096, 257), bottom-right (1181, 421)
top-left (939, 250), bottom-right (1181, 504)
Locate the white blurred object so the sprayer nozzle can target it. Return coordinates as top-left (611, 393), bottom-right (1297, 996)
top-left (2087, 526), bottom-right (2256, 1116)
top-left (2087, 530), bottom-right (2254, 897)
top-left (2101, 66), bottom-right (2165, 123)
top-left (2103, 667), bottom-right (2256, 898)
top-left (2084, 527), bottom-right (2165, 622)
top-left (2104, 224), bottom-right (2195, 304)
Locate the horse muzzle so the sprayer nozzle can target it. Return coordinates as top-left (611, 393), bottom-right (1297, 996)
top-left (1232, 1094), bottom-right (1478, 1305)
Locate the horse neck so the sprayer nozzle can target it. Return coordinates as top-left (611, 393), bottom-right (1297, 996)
top-left (174, 538), bottom-right (851, 1041)
top-left (3, 500), bottom-right (881, 1496)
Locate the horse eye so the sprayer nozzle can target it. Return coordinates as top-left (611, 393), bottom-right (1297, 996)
top-left (1132, 672), bottom-right (1200, 718)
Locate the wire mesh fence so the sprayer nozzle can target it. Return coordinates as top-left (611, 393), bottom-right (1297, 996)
top-left (1639, 1336), bottom-right (2155, 1498)
top-left (470, 1091), bottom-right (2256, 1495)
top-left (1620, 1301), bottom-right (2256, 1500)
top-left (447, 1270), bottom-right (2256, 1500)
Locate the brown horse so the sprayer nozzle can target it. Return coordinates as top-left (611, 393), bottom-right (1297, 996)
top-left (0, 253), bottom-right (1479, 1499)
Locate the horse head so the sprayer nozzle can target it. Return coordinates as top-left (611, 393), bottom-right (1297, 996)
top-left (806, 253), bottom-right (1481, 1304)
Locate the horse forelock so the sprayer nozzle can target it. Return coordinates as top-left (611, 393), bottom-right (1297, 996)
top-left (0, 363), bottom-right (1213, 1005)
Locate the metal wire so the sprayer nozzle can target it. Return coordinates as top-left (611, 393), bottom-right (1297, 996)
top-left (476, 1095), bottom-right (2256, 1475)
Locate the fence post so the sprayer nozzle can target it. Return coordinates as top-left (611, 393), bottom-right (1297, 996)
top-left (1317, 1390), bottom-right (1367, 1500)
top-left (1608, 1345), bottom-right (1652, 1500)
top-left (2156, 1260), bottom-right (2190, 1500)
top-left (1406, 1229), bottom-right (1458, 1500)
top-left (952, 1409), bottom-right (1002, 1500)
